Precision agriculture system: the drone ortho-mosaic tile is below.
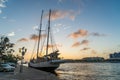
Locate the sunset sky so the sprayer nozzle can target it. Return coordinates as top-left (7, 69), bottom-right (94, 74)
top-left (0, 0), bottom-right (120, 60)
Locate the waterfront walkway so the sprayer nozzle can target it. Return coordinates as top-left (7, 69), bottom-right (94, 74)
top-left (0, 65), bottom-right (59, 80)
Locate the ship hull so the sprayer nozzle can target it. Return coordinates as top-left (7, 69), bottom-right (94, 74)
top-left (28, 61), bottom-right (60, 72)
top-left (29, 66), bottom-right (58, 72)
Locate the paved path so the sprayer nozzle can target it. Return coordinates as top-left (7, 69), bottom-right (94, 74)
top-left (0, 65), bottom-right (59, 80)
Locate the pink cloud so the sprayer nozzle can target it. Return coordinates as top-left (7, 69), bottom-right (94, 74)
top-left (72, 42), bottom-right (81, 47)
top-left (91, 49), bottom-right (97, 54)
top-left (81, 40), bottom-right (89, 45)
top-left (81, 47), bottom-right (91, 51)
top-left (17, 38), bottom-right (28, 42)
top-left (69, 29), bottom-right (88, 39)
top-left (30, 34), bottom-right (46, 41)
top-left (72, 40), bottom-right (89, 47)
top-left (44, 44), bottom-right (62, 48)
top-left (44, 10), bottom-right (78, 20)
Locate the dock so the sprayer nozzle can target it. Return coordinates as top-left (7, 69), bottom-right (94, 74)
top-left (0, 65), bottom-right (59, 80)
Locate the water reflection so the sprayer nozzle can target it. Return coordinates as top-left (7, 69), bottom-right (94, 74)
top-left (56, 63), bottom-right (120, 80)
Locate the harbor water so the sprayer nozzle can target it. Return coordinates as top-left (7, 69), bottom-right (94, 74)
top-left (56, 63), bottom-right (120, 80)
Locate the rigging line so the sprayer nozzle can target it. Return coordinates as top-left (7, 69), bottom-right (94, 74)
top-left (46, 9), bottom-right (51, 56)
top-left (30, 38), bottom-right (37, 59)
top-left (39, 24), bottom-right (48, 56)
top-left (50, 25), bottom-right (58, 51)
top-left (36, 10), bottom-right (44, 59)
top-left (40, 29), bottom-right (47, 56)
top-left (30, 25), bottom-right (39, 60)
top-left (50, 28), bottom-right (55, 52)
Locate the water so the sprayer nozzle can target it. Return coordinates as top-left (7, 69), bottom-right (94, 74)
top-left (56, 63), bottom-right (120, 80)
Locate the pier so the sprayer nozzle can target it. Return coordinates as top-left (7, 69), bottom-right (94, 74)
top-left (0, 65), bottom-right (59, 80)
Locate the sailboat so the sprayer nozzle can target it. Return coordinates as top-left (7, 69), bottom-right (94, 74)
top-left (28, 10), bottom-right (64, 72)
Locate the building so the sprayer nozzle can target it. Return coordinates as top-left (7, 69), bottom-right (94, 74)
top-left (82, 57), bottom-right (104, 62)
top-left (109, 52), bottom-right (120, 59)
top-left (108, 52), bottom-right (120, 62)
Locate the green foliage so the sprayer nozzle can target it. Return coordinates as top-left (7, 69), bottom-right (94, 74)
top-left (0, 36), bottom-right (14, 55)
top-left (3, 54), bottom-right (22, 63)
top-left (0, 36), bottom-right (20, 63)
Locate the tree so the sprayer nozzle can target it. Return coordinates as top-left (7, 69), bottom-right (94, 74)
top-left (2, 54), bottom-right (22, 63)
top-left (0, 36), bottom-right (20, 63)
top-left (0, 36), bottom-right (14, 55)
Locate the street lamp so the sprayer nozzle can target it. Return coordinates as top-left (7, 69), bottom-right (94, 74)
top-left (19, 47), bottom-right (27, 73)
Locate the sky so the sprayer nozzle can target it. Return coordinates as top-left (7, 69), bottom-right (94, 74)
top-left (0, 0), bottom-right (120, 60)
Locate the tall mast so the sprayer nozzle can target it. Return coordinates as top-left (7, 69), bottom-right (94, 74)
top-left (37, 10), bottom-right (44, 59)
top-left (46, 10), bottom-right (51, 55)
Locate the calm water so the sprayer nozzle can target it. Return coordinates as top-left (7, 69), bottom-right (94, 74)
top-left (56, 63), bottom-right (120, 80)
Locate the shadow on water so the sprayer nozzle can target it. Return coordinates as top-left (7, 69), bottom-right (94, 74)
top-left (38, 70), bottom-right (58, 76)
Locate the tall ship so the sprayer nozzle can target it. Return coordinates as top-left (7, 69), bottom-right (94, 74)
top-left (28, 10), bottom-right (64, 72)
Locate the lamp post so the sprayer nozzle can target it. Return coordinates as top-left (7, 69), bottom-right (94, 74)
top-left (19, 47), bottom-right (27, 73)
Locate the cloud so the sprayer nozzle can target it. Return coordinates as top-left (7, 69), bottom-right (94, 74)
top-left (90, 32), bottom-right (107, 37)
top-left (0, 9), bottom-right (2, 13)
top-left (80, 48), bottom-right (97, 54)
top-left (81, 40), bottom-right (89, 45)
top-left (44, 10), bottom-right (78, 20)
top-left (1, 16), bottom-right (16, 22)
top-left (44, 44), bottom-right (62, 49)
top-left (72, 40), bottom-right (89, 47)
top-left (17, 38), bottom-right (28, 42)
top-left (8, 19), bottom-right (16, 22)
top-left (33, 26), bottom-right (39, 30)
top-left (53, 23), bottom-right (70, 33)
top-left (118, 45), bottom-right (120, 47)
top-left (81, 47), bottom-right (91, 51)
top-left (69, 29), bottom-right (107, 39)
top-left (69, 29), bottom-right (88, 39)
top-left (8, 32), bottom-right (15, 37)
top-left (72, 42), bottom-right (81, 47)
top-left (30, 34), bottom-right (46, 41)
top-left (17, 28), bottom-right (22, 32)
top-left (58, 0), bottom-right (62, 3)
top-left (0, 0), bottom-right (7, 8)
top-left (48, 44), bottom-right (62, 48)
top-left (54, 23), bottom-right (63, 28)
top-left (2, 16), bottom-right (7, 19)
top-left (0, 0), bottom-right (7, 14)
top-left (30, 34), bottom-right (38, 40)
top-left (91, 49), bottom-right (97, 54)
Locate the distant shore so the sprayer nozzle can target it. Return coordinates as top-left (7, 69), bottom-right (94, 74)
top-left (64, 59), bottom-right (120, 63)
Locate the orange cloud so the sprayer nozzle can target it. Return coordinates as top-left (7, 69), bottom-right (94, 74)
top-left (45, 44), bottom-right (62, 48)
top-left (91, 49), bottom-right (97, 54)
top-left (30, 34), bottom-right (38, 40)
top-left (44, 10), bottom-right (78, 20)
top-left (72, 42), bottom-right (81, 47)
top-left (81, 40), bottom-right (89, 45)
top-left (17, 38), bottom-right (28, 42)
top-left (30, 34), bottom-right (46, 41)
top-left (72, 40), bottom-right (89, 47)
top-left (48, 44), bottom-right (56, 48)
top-left (69, 29), bottom-right (88, 39)
top-left (81, 47), bottom-right (90, 51)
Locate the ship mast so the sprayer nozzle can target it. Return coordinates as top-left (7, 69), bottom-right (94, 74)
top-left (37, 10), bottom-right (44, 59)
top-left (46, 10), bottom-right (51, 56)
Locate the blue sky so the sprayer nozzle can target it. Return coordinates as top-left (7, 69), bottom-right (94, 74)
top-left (0, 0), bottom-right (120, 60)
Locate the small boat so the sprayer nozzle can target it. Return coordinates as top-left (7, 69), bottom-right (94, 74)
top-left (28, 10), bottom-right (64, 72)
